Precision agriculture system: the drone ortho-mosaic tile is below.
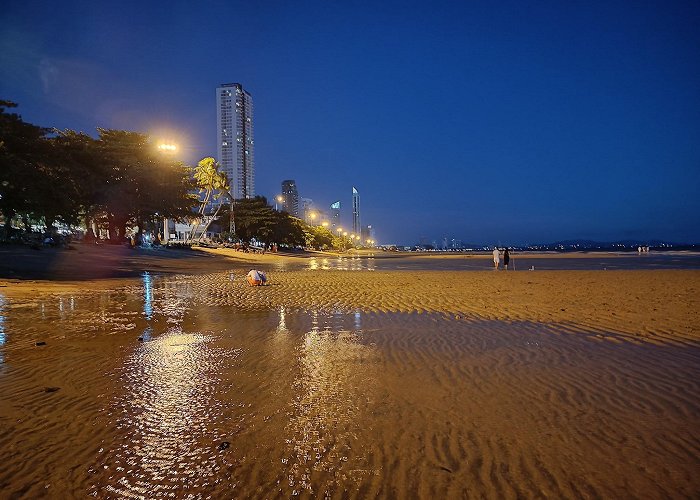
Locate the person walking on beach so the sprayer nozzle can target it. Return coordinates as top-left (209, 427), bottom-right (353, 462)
top-left (503, 248), bottom-right (510, 270)
top-left (492, 247), bottom-right (500, 270)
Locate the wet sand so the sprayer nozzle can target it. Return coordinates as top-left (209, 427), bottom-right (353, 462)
top-left (0, 247), bottom-right (699, 497)
top-left (4, 252), bottom-right (698, 344)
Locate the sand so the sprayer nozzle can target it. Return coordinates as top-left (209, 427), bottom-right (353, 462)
top-left (1, 245), bottom-right (699, 497)
top-left (2, 245), bottom-right (698, 345)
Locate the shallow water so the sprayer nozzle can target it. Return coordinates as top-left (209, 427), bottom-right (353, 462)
top-left (0, 275), bottom-right (698, 498)
top-left (292, 252), bottom-right (700, 272)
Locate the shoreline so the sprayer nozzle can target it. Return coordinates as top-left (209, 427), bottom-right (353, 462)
top-left (1, 261), bottom-right (697, 346)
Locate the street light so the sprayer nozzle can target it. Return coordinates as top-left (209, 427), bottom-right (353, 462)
top-left (275, 195), bottom-right (284, 211)
top-left (157, 143), bottom-right (178, 153)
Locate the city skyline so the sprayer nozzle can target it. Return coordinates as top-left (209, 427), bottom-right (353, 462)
top-left (1, 1), bottom-right (698, 244)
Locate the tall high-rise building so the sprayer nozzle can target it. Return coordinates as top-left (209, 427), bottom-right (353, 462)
top-left (217, 83), bottom-right (254, 200)
top-left (352, 187), bottom-right (361, 235)
top-left (301, 198), bottom-right (315, 224)
top-left (361, 224), bottom-right (374, 244)
top-left (330, 201), bottom-right (341, 228)
top-left (281, 180), bottom-right (299, 216)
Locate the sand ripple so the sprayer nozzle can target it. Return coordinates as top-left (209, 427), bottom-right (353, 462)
top-left (169, 269), bottom-right (700, 345)
top-left (1, 272), bottom-right (699, 497)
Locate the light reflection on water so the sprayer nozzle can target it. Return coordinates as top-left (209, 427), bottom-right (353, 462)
top-left (142, 272), bottom-right (153, 321)
top-left (141, 272), bottom-right (153, 341)
top-left (96, 327), bottom-right (240, 498)
top-left (87, 291), bottom-right (378, 497)
top-left (307, 255), bottom-right (375, 271)
top-left (283, 253), bottom-right (700, 272)
top-left (282, 307), bottom-right (379, 496)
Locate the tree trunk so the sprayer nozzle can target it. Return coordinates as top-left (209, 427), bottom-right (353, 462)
top-left (198, 202), bottom-right (222, 241)
top-left (188, 189), bottom-right (212, 243)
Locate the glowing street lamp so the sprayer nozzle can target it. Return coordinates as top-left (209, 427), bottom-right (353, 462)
top-left (157, 143), bottom-right (178, 153)
top-left (321, 221), bottom-right (329, 228)
top-left (275, 195), bottom-right (284, 211)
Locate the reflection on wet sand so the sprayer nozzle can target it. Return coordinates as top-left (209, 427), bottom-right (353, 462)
top-left (307, 255), bottom-right (376, 271)
top-left (0, 275), bottom-right (698, 498)
top-left (283, 309), bottom-right (379, 496)
top-left (96, 328), bottom-right (238, 498)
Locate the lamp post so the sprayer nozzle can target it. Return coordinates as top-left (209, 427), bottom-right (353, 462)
top-left (275, 195), bottom-right (284, 211)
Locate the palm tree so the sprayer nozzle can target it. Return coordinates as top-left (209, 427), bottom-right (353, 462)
top-left (188, 157), bottom-right (230, 242)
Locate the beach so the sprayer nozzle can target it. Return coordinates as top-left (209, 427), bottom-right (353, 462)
top-left (0, 245), bottom-right (699, 497)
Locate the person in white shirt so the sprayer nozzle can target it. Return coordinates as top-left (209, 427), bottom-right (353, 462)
top-left (492, 247), bottom-right (500, 270)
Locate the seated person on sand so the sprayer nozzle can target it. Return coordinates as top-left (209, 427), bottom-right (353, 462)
top-left (246, 269), bottom-right (267, 286)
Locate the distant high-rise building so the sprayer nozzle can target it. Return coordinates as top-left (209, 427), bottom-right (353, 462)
top-left (352, 187), bottom-right (360, 235)
top-left (217, 83), bottom-right (254, 199)
top-left (330, 201), bottom-right (341, 228)
top-left (281, 180), bottom-right (299, 216)
top-left (361, 224), bottom-right (374, 244)
top-left (301, 198), bottom-right (314, 224)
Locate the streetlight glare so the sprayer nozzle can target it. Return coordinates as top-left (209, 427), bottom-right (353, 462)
top-left (157, 143), bottom-right (178, 152)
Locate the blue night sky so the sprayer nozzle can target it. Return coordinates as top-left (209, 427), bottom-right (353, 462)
top-left (2, 0), bottom-right (699, 245)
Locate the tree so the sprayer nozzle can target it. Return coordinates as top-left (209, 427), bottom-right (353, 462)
top-left (96, 129), bottom-right (196, 242)
top-left (0, 100), bottom-right (52, 237)
top-left (0, 103), bottom-right (197, 243)
top-left (304, 225), bottom-right (335, 250)
top-left (190, 157), bottom-right (229, 241)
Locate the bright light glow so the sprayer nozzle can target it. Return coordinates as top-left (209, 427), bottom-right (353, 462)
top-left (157, 143), bottom-right (178, 152)
top-left (276, 195), bottom-right (284, 202)
top-left (321, 221), bottom-right (329, 227)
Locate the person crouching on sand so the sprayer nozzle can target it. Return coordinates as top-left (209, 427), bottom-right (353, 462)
top-left (493, 247), bottom-right (500, 270)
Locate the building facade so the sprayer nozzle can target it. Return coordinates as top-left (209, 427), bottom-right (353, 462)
top-left (217, 83), bottom-right (254, 200)
top-left (330, 201), bottom-right (341, 228)
top-left (301, 198), bottom-right (315, 224)
top-left (280, 180), bottom-right (299, 216)
top-left (352, 187), bottom-right (361, 235)
top-left (361, 224), bottom-right (375, 245)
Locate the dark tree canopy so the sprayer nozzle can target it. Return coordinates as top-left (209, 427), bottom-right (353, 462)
top-left (0, 101), bottom-right (197, 241)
